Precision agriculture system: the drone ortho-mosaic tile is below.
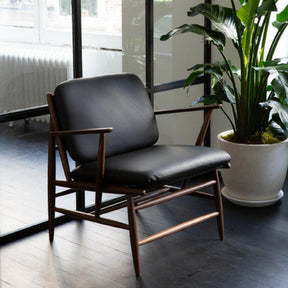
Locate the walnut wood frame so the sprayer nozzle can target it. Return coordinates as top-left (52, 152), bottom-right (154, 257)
top-left (47, 93), bottom-right (229, 276)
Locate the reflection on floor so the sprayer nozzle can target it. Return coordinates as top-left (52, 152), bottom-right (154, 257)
top-left (0, 121), bottom-right (50, 234)
top-left (1, 120), bottom-right (288, 287)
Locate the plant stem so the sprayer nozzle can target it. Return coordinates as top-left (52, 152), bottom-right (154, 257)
top-left (266, 23), bottom-right (288, 62)
top-left (219, 50), bottom-right (238, 124)
top-left (231, 0), bottom-right (246, 138)
top-left (221, 107), bottom-right (236, 133)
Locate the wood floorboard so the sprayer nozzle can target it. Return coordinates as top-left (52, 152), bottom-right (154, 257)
top-left (1, 121), bottom-right (288, 287)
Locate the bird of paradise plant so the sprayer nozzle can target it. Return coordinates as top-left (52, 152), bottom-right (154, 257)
top-left (161, 0), bottom-right (288, 144)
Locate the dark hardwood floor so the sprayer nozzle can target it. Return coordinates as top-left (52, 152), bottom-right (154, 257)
top-left (1, 121), bottom-right (288, 288)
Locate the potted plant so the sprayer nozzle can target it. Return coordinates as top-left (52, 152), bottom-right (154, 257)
top-left (161, 0), bottom-right (288, 206)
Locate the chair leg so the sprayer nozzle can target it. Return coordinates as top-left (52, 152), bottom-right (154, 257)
top-left (95, 191), bottom-right (103, 217)
top-left (214, 171), bottom-right (225, 240)
top-left (127, 195), bottom-right (141, 277)
top-left (48, 134), bottom-right (56, 243)
top-left (48, 183), bottom-right (56, 242)
top-left (76, 190), bottom-right (85, 212)
top-left (76, 190), bottom-right (85, 223)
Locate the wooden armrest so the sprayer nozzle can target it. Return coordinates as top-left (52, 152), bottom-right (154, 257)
top-left (50, 126), bottom-right (112, 191)
top-left (154, 104), bottom-right (222, 116)
top-left (50, 127), bottom-right (113, 136)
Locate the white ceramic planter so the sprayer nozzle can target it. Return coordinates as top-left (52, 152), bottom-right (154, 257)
top-left (217, 130), bottom-right (288, 207)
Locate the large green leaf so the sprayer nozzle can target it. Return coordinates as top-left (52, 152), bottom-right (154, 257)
top-left (273, 5), bottom-right (288, 28)
top-left (184, 71), bottom-right (204, 88)
top-left (261, 58), bottom-right (288, 67)
top-left (237, 2), bottom-right (250, 26)
top-left (186, 61), bottom-right (236, 90)
top-left (254, 59), bottom-right (288, 104)
top-left (160, 24), bottom-right (226, 51)
top-left (260, 100), bottom-right (288, 134)
top-left (271, 73), bottom-right (288, 105)
top-left (231, 65), bottom-right (241, 79)
top-left (272, 21), bottom-right (288, 29)
top-left (184, 63), bottom-right (225, 89)
top-left (269, 121), bottom-right (287, 138)
top-left (213, 80), bottom-right (236, 104)
top-left (187, 61), bottom-right (228, 75)
top-left (238, 0), bottom-right (246, 5)
top-left (187, 63), bottom-right (206, 72)
top-left (188, 4), bottom-right (239, 43)
top-left (257, 0), bottom-right (277, 15)
top-left (186, 63), bottom-right (237, 105)
top-left (237, 0), bottom-right (260, 65)
top-left (237, 0), bottom-right (264, 24)
top-left (192, 95), bottom-right (222, 105)
top-left (254, 59), bottom-right (288, 75)
top-left (277, 5), bottom-right (288, 22)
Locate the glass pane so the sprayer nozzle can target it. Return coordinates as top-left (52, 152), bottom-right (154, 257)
top-left (82, 0), bottom-right (123, 78)
top-left (45, 0), bottom-right (121, 47)
top-left (47, 0), bottom-right (121, 33)
top-left (0, 44), bottom-right (73, 236)
top-left (0, 1), bottom-right (73, 235)
top-left (155, 86), bottom-right (204, 145)
top-left (122, 0), bottom-right (145, 81)
top-left (0, 0), bottom-right (35, 28)
top-left (154, 0), bottom-right (204, 84)
top-left (82, 0), bottom-right (121, 35)
top-left (40, 1), bottom-right (73, 46)
top-left (45, 0), bottom-right (72, 31)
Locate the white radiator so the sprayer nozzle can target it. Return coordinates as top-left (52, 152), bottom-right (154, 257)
top-left (0, 46), bottom-right (72, 123)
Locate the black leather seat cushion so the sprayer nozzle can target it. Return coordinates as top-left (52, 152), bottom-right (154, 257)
top-left (71, 145), bottom-right (231, 188)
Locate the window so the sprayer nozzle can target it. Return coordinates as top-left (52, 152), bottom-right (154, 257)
top-left (0, 0), bottom-right (35, 28)
top-left (0, 0), bottom-right (121, 49)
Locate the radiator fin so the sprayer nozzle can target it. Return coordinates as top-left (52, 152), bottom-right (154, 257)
top-left (0, 47), bottom-right (72, 123)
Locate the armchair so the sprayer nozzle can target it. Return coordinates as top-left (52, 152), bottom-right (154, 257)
top-left (46, 73), bottom-right (230, 276)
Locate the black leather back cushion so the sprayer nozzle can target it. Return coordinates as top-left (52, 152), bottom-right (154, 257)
top-left (53, 73), bottom-right (159, 163)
